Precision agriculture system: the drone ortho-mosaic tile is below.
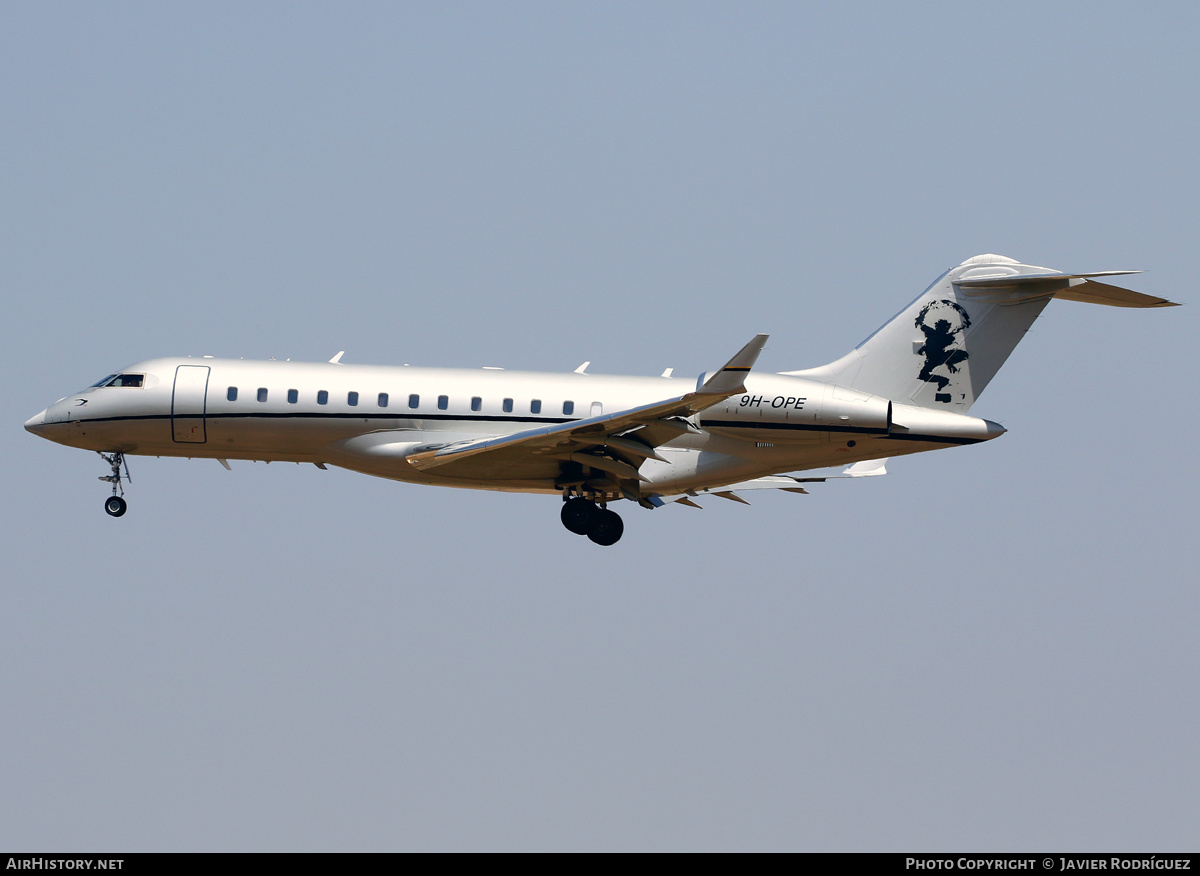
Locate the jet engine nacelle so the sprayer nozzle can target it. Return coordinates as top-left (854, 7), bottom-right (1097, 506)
top-left (816, 384), bottom-right (891, 432)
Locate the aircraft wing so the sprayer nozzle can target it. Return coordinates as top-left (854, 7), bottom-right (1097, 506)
top-left (405, 334), bottom-right (769, 479)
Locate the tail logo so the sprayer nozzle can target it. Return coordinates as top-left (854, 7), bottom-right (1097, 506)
top-left (915, 299), bottom-right (971, 400)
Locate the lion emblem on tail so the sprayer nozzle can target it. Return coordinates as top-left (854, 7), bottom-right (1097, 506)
top-left (914, 299), bottom-right (971, 393)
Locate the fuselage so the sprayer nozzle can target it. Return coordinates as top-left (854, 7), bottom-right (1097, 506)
top-left (25, 356), bottom-right (1002, 498)
top-left (25, 254), bottom-right (1169, 544)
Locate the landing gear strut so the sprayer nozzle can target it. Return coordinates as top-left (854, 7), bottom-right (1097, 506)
top-left (560, 495), bottom-right (624, 546)
top-left (99, 451), bottom-right (130, 517)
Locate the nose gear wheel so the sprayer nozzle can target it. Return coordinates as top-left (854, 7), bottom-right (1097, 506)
top-left (98, 451), bottom-right (131, 517)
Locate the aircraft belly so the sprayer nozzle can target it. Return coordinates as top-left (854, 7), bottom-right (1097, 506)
top-left (427, 457), bottom-right (563, 481)
top-left (639, 443), bottom-right (773, 486)
top-left (641, 434), bottom-right (947, 495)
top-left (703, 424), bottom-right (830, 444)
top-left (329, 454), bottom-right (559, 493)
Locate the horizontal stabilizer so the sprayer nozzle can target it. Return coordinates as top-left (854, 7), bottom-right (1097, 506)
top-left (1053, 279), bottom-right (1179, 308)
top-left (954, 269), bottom-right (1178, 307)
top-left (954, 270), bottom-right (1142, 287)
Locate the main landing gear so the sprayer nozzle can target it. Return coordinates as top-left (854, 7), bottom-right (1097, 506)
top-left (560, 495), bottom-right (624, 546)
top-left (98, 451), bottom-right (130, 517)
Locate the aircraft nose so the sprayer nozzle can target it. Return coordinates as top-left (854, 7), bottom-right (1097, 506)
top-left (25, 409), bottom-right (47, 434)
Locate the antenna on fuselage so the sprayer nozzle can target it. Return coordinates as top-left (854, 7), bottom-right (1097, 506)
top-left (329, 351), bottom-right (345, 364)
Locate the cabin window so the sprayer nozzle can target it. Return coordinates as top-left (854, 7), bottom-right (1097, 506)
top-left (408, 394), bottom-right (419, 409)
top-left (503, 398), bottom-right (513, 413)
top-left (591, 401), bottom-right (603, 416)
top-left (317, 390), bottom-right (329, 405)
top-left (227, 387), bottom-right (238, 402)
top-left (378, 393), bottom-right (389, 407)
top-left (257, 388), bottom-right (268, 403)
top-left (471, 396), bottom-right (482, 412)
top-left (348, 391), bottom-right (359, 406)
top-left (437, 395), bottom-right (448, 410)
top-left (562, 400), bottom-right (574, 416)
top-left (287, 389), bottom-right (298, 404)
top-left (105, 374), bottom-right (144, 388)
top-left (530, 399), bottom-right (542, 414)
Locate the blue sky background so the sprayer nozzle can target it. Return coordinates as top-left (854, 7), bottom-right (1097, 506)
top-left (3, 1), bottom-right (1197, 851)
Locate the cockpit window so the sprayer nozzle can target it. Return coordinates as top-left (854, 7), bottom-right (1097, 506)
top-left (90, 374), bottom-right (117, 387)
top-left (104, 374), bottom-right (144, 388)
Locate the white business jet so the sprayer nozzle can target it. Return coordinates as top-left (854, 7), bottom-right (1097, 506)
top-left (25, 254), bottom-right (1176, 545)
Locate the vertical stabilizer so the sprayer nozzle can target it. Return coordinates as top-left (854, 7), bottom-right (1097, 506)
top-left (787, 255), bottom-right (1067, 412)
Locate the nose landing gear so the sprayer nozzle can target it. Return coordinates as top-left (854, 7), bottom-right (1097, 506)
top-left (99, 451), bottom-right (130, 517)
top-left (560, 495), bottom-right (625, 546)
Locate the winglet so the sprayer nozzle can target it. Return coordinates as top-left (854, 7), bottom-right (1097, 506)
top-left (699, 334), bottom-right (768, 395)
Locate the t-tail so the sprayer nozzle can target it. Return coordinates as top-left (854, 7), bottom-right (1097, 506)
top-left (785, 253), bottom-right (1178, 412)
